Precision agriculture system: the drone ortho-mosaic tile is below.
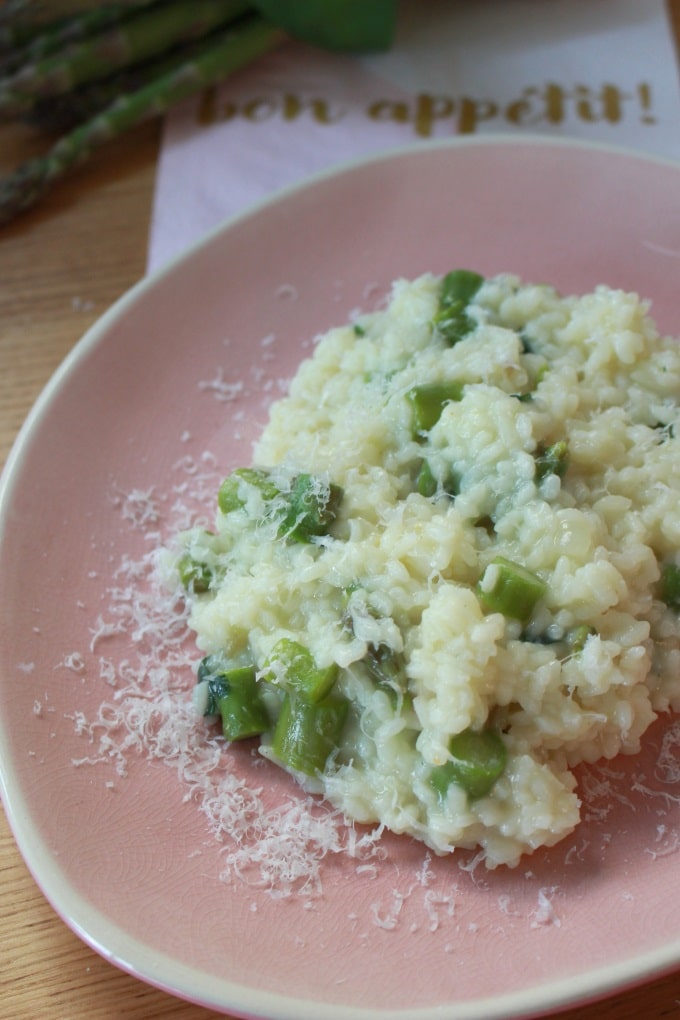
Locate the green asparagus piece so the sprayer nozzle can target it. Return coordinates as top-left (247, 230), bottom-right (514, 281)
top-left (0, 0), bottom-right (253, 116)
top-left (413, 458), bottom-right (459, 499)
top-left (218, 466), bottom-right (280, 514)
top-left (660, 562), bottom-right (680, 610)
top-left (217, 467), bottom-right (342, 543)
top-left (477, 555), bottom-right (546, 622)
top-left (177, 552), bottom-right (213, 594)
top-left (406, 381), bottom-right (465, 436)
top-left (432, 269), bottom-right (484, 346)
top-left (565, 624), bottom-right (595, 653)
top-left (429, 727), bottom-right (506, 801)
top-left (0, 17), bottom-right (284, 225)
top-left (262, 638), bottom-right (338, 703)
top-left (271, 691), bottom-right (348, 776)
top-left (535, 439), bottom-right (570, 482)
top-left (415, 458), bottom-right (438, 497)
top-left (362, 644), bottom-right (406, 705)
top-left (197, 653), bottom-right (231, 713)
top-left (216, 666), bottom-right (269, 740)
top-left (196, 657), bottom-right (269, 739)
top-left (276, 472), bottom-right (344, 543)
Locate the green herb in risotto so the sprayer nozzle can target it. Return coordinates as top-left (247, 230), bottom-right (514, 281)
top-left (172, 271), bottom-right (680, 869)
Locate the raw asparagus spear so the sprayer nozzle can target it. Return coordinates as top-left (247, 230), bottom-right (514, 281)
top-left (0, 2), bottom-right (161, 76)
top-left (23, 29), bottom-right (239, 131)
top-left (0, 0), bottom-right (253, 118)
top-left (0, 16), bottom-right (284, 225)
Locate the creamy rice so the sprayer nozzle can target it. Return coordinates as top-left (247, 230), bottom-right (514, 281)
top-left (175, 272), bottom-right (680, 869)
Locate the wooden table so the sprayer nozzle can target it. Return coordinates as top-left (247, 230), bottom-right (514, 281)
top-left (2, 8), bottom-right (680, 1018)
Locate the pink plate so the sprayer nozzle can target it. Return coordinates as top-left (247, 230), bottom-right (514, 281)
top-left (1, 136), bottom-right (680, 1020)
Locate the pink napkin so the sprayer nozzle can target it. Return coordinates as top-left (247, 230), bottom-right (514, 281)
top-left (148, 0), bottom-right (680, 272)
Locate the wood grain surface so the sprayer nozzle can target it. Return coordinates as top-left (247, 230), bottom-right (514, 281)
top-left (2, 6), bottom-right (680, 1019)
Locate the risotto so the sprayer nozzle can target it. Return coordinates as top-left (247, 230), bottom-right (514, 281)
top-left (172, 271), bottom-right (680, 869)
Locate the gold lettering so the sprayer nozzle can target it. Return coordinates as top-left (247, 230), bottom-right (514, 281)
top-left (196, 85), bottom-right (237, 124)
top-left (638, 82), bottom-right (655, 124)
top-left (572, 84), bottom-right (625, 123)
top-left (367, 98), bottom-right (411, 125)
top-left (504, 84), bottom-right (567, 125)
top-left (197, 85), bottom-right (217, 126)
top-left (599, 84), bottom-right (621, 123)
top-left (505, 83), bottom-right (640, 128)
top-left (543, 84), bottom-right (567, 124)
top-left (600, 84), bottom-right (627, 123)
top-left (413, 94), bottom-right (455, 137)
top-left (367, 95), bottom-right (456, 136)
top-left (282, 93), bottom-right (344, 124)
top-left (195, 80), bottom-right (656, 137)
top-left (243, 97), bottom-right (278, 122)
top-left (458, 96), bottom-right (498, 134)
top-left (505, 87), bottom-right (545, 126)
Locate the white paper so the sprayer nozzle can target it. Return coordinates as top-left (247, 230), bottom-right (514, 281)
top-left (148, 0), bottom-right (680, 272)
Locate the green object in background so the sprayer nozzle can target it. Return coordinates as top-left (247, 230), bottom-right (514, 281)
top-left (252, 0), bottom-right (397, 51)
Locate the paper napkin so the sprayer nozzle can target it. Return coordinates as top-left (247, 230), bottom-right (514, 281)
top-left (147, 0), bottom-right (680, 271)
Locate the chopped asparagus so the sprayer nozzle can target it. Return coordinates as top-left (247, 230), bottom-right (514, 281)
top-left (535, 439), bottom-right (570, 482)
top-left (661, 563), bottom-right (680, 610)
top-left (429, 727), bottom-right (507, 801)
top-left (177, 552), bottom-right (212, 594)
top-left (477, 556), bottom-right (546, 622)
top-left (565, 624), bottom-right (595, 653)
top-left (217, 466), bottom-right (280, 514)
top-left (406, 381), bottom-right (465, 435)
top-left (262, 638), bottom-right (338, 703)
top-left (415, 458), bottom-right (437, 497)
top-left (217, 466), bottom-right (342, 543)
top-left (432, 269), bottom-right (484, 346)
top-left (196, 657), bottom-right (269, 740)
top-left (362, 644), bottom-right (406, 705)
top-left (271, 692), bottom-right (349, 776)
top-left (413, 458), bottom-right (459, 499)
top-left (276, 472), bottom-right (343, 543)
